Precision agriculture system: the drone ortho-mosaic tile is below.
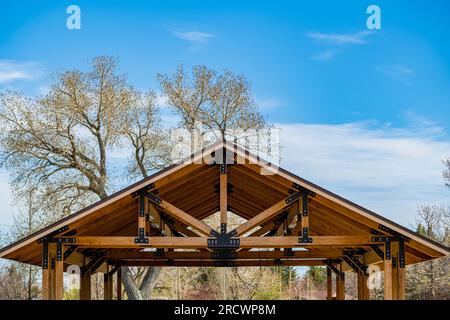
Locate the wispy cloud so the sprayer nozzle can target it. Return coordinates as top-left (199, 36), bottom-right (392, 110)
top-left (0, 60), bottom-right (43, 84)
top-left (257, 98), bottom-right (284, 110)
top-left (278, 121), bottom-right (450, 226)
top-left (172, 30), bottom-right (216, 43)
top-left (309, 49), bottom-right (339, 61)
top-left (307, 31), bottom-right (373, 45)
top-left (375, 64), bottom-right (413, 82)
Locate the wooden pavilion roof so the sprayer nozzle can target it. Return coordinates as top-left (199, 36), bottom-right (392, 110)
top-left (0, 140), bottom-right (448, 272)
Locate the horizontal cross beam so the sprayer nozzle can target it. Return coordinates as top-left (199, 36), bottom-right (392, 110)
top-left (107, 259), bottom-right (325, 267)
top-left (61, 236), bottom-right (383, 249)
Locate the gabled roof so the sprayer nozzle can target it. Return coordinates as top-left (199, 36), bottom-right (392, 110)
top-left (0, 140), bottom-right (448, 267)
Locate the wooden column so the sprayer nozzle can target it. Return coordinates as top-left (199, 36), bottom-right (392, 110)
top-left (116, 268), bottom-right (122, 300)
top-left (357, 273), bottom-right (369, 300)
top-left (384, 239), bottom-right (393, 300)
top-left (220, 164), bottom-right (227, 231)
top-left (391, 242), bottom-right (399, 300)
top-left (54, 243), bottom-right (65, 300)
top-left (104, 266), bottom-right (113, 300)
top-left (138, 191), bottom-right (148, 239)
top-left (41, 242), bottom-right (50, 300)
top-left (397, 240), bottom-right (406, 300)
top-left (326, 267), bottom-right (333, 300)
top-left (336, 264), bottom-right (345, 300)
top-left (80, 273), bottom-right (91, 300)
top-left (49, 243), bottom-right (57, 300)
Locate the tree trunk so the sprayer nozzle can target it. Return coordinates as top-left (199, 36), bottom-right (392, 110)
top-left (121, 266), bottom-right (161, 300)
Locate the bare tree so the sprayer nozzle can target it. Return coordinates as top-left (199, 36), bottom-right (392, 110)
top-left (0, 56), bottom-right (166, 299)
top-left (407, 205), bottom-right (450, 299)
top-left (443, 159), bottom-right (450, 190)
top-left (157, 65), bottom-right (266, 143)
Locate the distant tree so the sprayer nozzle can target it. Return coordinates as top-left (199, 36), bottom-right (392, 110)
top-left (443, 159), bottom-right (450, 189)
top-left (407, 205), bottom-right (449, 299)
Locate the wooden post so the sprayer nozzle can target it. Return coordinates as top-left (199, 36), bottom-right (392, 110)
top-left (220, 164), bottom-right (227, 230)
top-left (336, 264), bottom-right (345, 300)
top-left (49, 243), bottom-right (56, 300)
top-left (384, 239), bottom-right (393, 300)
top-left (326, 267), bottom-right (333, 300)
top-left (391, 242), bottom-right (399, 300)
top-left (357, 273), bottom-right (369, 300)
top-left (138, 191), bottom-right (148, 239)
top-left (54, 243), bottom-right (65, 300)
top-left (398, 240), bottom-right (406, 300)
top-left (41, 242), bottom-right (50, 300)
top-left (80, 273), bottom-right (91, 300)
top-left (104, 265), bottom-right (113, 300)
top-left (116, 268), bottom-right (122, 300)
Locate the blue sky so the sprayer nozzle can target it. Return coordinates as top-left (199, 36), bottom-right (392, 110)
top-left (1, 0), bottom-right (450, 231)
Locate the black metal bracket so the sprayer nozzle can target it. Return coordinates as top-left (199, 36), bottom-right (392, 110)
top-left (220, 164), bottom-right (227, 174)
top-left (144, 191), bottom-right (162, 205)
top-left (56, 242), bottom-right (63, 261)
top-left (134, 237), bottom-right (149, 244)
top-left (131, 183), bottom-right (155, 198)
top-left (284, 191), bottom-right (302, 205)
top-left (81, 256), bottom-right (105, 276)
top-left (378, 224), bottom-right (411, 243)
top-left (283, 248), bottom-right (294, 257)
top-left (371, 236), bottom-right (392, 259)
top-left (63, 245), bottom-right (78, 259)
top-left (37, 225), bottom-right (69, 244)
top-left (211, 251), bottom-right (237, 260)
top-left (370, 244), bottom-right (385, 259)
top-left (299, 227), bottom-right (313, 243)
top-left (291, 183), bottom-right (316, 197)
top-left (42, 242), bottom-right (49, 269)
top-left (342, 254), bottom-right (368, 275)
top-left (208, 229), bottom-right (240, 249)
top-left (298, 191), bottom-right (313, 243)
top-left (399, 239), bottom-right (405, 268)
top-left (325, 260), bottom-right (344, 280)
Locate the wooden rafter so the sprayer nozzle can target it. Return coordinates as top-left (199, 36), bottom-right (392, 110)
top-left (232, 192), bottom-right (302, 236)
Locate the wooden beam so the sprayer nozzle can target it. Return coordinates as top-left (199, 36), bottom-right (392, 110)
top-left (116, 268), bottom-right (122, 300)
top-left (336, 264), bottom-right (345, 300)
top-left (54, 245), bottom-right (64, 300)
top-left (384, 241), bottom-right (393, 300)
top-left (391, 242), bottom-right (399, 300)
top-left (41, 243), bottom-right (50, 300)
top-left (137, 192), bottom-right (148, 238)
top-left (49, 244), bottom-right (56, 300)
top-left (104, 265), bottom-right (113, 300)
top-left (104, 249), bottom-right (343, 260)
top-left (233, 193), bottom-right (301, 236)
top-left (108, 259), bottom-right (325, 267)
top-left (72, 235), bottom-right (383, 249)
top-left (80, 274), bottom-right (91, 300)
top-left (326, 267), bottom-right (333, 300)
top-left (220, 165), bottom-right (227, 229)
top-left (398, 266), bottom-right (406, 300)
top-left (148, 194), bottom-right (215, 237)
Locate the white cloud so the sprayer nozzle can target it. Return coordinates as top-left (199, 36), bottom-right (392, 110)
top-left (307, 31), bottom-right (373, 44)
top-left (375, 64), bottom-right (413, 81)
top-left (277, 122), bottom-right (450, 227)
top-left (0, 60), bottom-right (43, 84)
top-left (172, 30), bottom-right (216, 43)
top-left (309, 49), bottom-right (339, 61)
top-left (257, 98), bottom-right (284, 110)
